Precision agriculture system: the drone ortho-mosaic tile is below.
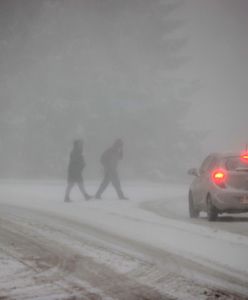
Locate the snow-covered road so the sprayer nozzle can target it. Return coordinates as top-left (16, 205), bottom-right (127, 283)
top-left (0, 182), bottom-right (248, 300)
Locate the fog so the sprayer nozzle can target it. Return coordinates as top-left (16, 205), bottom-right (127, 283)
top-left (0, 0), bottom-right (247, 181)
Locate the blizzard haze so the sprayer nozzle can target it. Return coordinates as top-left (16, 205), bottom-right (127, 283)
top-left (1, 2), bottom-right (248, 299)
top-left (184, 0), bottom-right (248, 153)
top-left (0, 0), bottom-right (247, 180)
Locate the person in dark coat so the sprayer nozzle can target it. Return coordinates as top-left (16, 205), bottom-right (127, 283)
top-left (95, 139), bottom-right (128, 200)
top-left (64, 139), bottom-right (91, 202)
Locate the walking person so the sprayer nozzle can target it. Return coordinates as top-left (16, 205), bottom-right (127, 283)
top-left (64, 139), bottom-right (91, 202)
top-left (95, 139), bottom-right (128, 200)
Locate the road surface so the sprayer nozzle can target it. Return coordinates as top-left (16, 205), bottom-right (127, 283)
top-left (0, 181), bottom-right (248, 300)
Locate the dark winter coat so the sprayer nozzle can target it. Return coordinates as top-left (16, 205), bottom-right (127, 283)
top-left (67, 149), bottom-right (85, 182)
top-left (100, 146), bottom-right (123, 172)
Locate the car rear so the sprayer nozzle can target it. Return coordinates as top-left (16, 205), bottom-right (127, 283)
top-left (211, 154), bottom-right (248, 213)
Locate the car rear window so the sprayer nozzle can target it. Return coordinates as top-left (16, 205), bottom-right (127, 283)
top-left (225, 157), bottom-right (248, 171)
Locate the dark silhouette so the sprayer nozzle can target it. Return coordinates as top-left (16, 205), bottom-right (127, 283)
top-left (64, 139), bottom-right (91, 202)
top-left (95, 139), bottom-right (128, 200)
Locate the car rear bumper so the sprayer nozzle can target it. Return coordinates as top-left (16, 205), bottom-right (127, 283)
top-left (212, 189), bottom-right (248, 213)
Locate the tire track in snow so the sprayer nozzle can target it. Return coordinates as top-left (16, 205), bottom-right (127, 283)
top-left (0, 206), bottom-right (173, 300)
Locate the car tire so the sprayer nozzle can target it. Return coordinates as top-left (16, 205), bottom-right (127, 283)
top-left (189, 191), bottom-right (199, 218)
top-left (207, 195), bottom-right (218, 221)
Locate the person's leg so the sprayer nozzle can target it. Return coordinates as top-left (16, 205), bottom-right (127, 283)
top-left (77, 180), bottom-right (91, 200)
top-left (64, 181), bottom-right (74, 202)
top-left (95, 171), bottom-right (111, 199)
top-left (110, 171), bottom-right (127, 199)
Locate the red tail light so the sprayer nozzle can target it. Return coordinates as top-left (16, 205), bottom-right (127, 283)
top-left (211, 169), bottom-right (227, 187)
top-left (241, 151), bottom-right (248, 163)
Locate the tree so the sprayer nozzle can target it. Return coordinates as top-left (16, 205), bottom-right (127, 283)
top-left (0, 0), bottom-right (203, 180)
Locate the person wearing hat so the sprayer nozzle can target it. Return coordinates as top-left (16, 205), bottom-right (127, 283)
top-left (64, 139), bottom-right (91, 202)
top-left (95, 139), bottom-right (128, 200)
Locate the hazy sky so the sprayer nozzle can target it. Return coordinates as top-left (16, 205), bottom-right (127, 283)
top-left (183, 0), bottom-right (248, 154)
top-left (1, 0), bottom-right (248, 164)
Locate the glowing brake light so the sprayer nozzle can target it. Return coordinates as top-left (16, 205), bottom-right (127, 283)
top-left (211, 169), bottom-right (227, 187)
top-left (241, 151), bottom-right (248, 163)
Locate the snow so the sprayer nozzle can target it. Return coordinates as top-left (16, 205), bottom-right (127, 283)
top-left (0, 181), bottom-right (248, 298)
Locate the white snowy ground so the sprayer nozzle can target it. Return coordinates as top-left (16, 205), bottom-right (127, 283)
top-left (0, 181), bottom-right (248, 300)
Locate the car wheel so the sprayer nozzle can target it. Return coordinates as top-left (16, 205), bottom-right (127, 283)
top-left (207, 195), bottom-right (218, 221)
top-left (189, 191), bottom-right (199, 218)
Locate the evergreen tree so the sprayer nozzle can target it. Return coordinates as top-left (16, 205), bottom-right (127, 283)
top-left (0, 0), bottom-right (203, 179)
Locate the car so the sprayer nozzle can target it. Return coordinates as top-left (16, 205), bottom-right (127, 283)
top-left (187, 152), bottom-right (248, 221)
